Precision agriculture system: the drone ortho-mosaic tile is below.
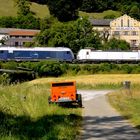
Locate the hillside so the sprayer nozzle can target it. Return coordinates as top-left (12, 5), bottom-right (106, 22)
top-left (0, 0), bottom-right (121, 19)
top-left (0, 0), bottom-right (50, 18)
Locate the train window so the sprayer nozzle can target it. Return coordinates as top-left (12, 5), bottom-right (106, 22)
top-left (0, 51), bottom-right (4, 53)
top-left (66, 51), bottom-right (70, 54)
top-left (86, 52), bottom-right (89, 55)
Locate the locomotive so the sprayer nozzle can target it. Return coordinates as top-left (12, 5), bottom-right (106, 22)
top-left (0, 47), bottom-right (140, 63)
top-left (0, 47), bottom-right (74, 62)
top-left (77, 48), bottom-right (140, 63)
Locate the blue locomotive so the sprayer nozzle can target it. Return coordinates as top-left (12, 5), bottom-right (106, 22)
top-left (0, 47), bottom-right (74, 62)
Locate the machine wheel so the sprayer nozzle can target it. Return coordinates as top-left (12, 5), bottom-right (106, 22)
top-left (48, 96), bottom-right (51, 104)
top-left (77, 94), bottom-right (82, 107)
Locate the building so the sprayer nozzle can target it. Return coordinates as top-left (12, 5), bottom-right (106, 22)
top-left (91, 15), bottom-right (140, 49)
top-left (110, 14), bottom-right (140, 49)
top-left (0, 28), bottom-right (40, 46)
top-left (90, 18), bottom-right (112, 32)
top-left (0, 28), bottom-right (15, 45)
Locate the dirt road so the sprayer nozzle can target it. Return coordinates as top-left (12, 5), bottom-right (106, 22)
top-left (78, 90), bottom-right (140, 140)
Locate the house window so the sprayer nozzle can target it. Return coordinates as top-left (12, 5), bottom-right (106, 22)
top-left (131, 31), bottom-right (138, 36)
top-left (123, 31), bottom-right (129, 35)
top-left (22, 36), bottom-right (26, 38)
top-left (10, 36), bottom-right (15, 39)
top-left (15, 42), bottom-right (19, 46)
top-left (121, 19), bottom-right (123, 27)
top-left (131, 40), bottom-right (137, 47)
top-left (113, 31), bottom-right (120, 35)
top-left (128, 19), bottom-right (130, 27)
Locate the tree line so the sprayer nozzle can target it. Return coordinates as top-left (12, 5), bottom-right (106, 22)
top-left (30, 0), bottom-right (140, 20)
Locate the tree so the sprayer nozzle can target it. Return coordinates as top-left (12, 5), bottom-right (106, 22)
top-left (36, 18), bottom-right (102, 53)
top-left (104, 38), bottom-right (130, 50)
top-left (14, 0), bottom-right (32, 16)
top-left (46, 0), bottom-right (82, 22)
top-left (0, 35), bottom-right (9, 45)
top-left (129, 5), bottom-right (140, 19)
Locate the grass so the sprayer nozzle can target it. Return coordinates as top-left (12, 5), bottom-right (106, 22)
top-left (79, 10), bottom-right (122, 19)
top-left (0, 0), bottom-right (50, 18)
top-left (30, 74), bottom-right (140, 89)
top-left (108, 87), bottom-right (140, 130)
top-left (1, 74), bottom-right (140, 139)
top-left (0, 0), bottom-right (121, 19)
top-left (0, 83), bottom-right (82, 140)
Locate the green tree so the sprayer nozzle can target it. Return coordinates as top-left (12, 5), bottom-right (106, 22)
top-left (46, 0), bottom-right (82, 21)
top-left (14, 0), bottom-right (32, 16)
top-left (104, 38), bottom-right (130, 50)
top-left (36, 18), bottom-right (102, 53)
top-left (129, 5), bottom-right (140, 19)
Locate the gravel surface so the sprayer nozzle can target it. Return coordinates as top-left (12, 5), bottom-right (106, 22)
top-left (78, 90), bottom-right (140, 140)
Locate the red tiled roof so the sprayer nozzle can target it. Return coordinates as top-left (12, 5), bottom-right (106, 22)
top-left (9, 30), bottom-right (40, 36)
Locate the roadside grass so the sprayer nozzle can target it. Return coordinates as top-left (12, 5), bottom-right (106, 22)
top-left (108, 86), bottom-right (140, 131)
top-left (0, 83), bottom-right (82, 140)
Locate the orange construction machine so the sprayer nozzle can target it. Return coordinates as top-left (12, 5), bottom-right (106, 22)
top-left (48, 81), bottom-right (82, 107)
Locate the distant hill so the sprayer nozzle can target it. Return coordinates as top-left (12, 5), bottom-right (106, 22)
top-left (0, 0), bottom-right (50, 18)
top-left (0, 0), bottom-right (121, 19)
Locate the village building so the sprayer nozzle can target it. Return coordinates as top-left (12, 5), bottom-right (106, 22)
top-left (0, 28), bottom-right (40, 46)
top-left (110, 14), bottom-right (140, 49)
top-left (91, 14), bottom-right (140, 49)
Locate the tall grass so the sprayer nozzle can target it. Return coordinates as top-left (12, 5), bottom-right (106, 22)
top-left (0, 83), bottom-right (82, 140)
top-left (108, 86), bottom-right (140, 130)
top-left (30, 74), bottom-right (140, 89)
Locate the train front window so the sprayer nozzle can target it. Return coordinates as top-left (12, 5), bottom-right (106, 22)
top-left (0, 51), bottom-right (4, 53)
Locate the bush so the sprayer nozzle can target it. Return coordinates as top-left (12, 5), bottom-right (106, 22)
top-left (121, 64), bottom-right (133, 74)
top-left (38, 61), bottom-right (63, 77)
top-left (69, 65), bottom-right (81, 74)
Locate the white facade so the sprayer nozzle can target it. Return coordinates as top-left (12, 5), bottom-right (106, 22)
top-left (110, 14), bottom-right (140, 49)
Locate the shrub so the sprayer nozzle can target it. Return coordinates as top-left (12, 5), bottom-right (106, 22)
top-left (38, 61), bottom-right (63, 77)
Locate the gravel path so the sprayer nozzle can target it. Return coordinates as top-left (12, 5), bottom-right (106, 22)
top-left (78, 90), bottom-right (140, 140)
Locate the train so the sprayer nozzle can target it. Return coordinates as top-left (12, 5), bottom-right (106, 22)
top-left (0, 47), bottom-right (140, 63)
top-left (0, 47), bottom-right (74, 62)
top-left (77, 48), bottom-right (140, 63)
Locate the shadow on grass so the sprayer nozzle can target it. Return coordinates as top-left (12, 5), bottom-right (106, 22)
top-left (0, 111), bottom-right (82, 139)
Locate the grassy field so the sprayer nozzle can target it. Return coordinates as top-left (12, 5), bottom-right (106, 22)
top-left (79, 10), bottom-right (122, 19)
top-left (30, 74), bottom-right (140, 89)
top-left (0, 83), bottom-right (81, 140)
top-left (0, 0), bottom-right (121, 19)
top-left (0, 0), bottom-right (50, 18)
top-left (108, 88), bottom-right (140, 130)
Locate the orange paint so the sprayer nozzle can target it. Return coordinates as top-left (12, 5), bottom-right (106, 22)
top-left (50, 81), bottom-right (77, 102)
